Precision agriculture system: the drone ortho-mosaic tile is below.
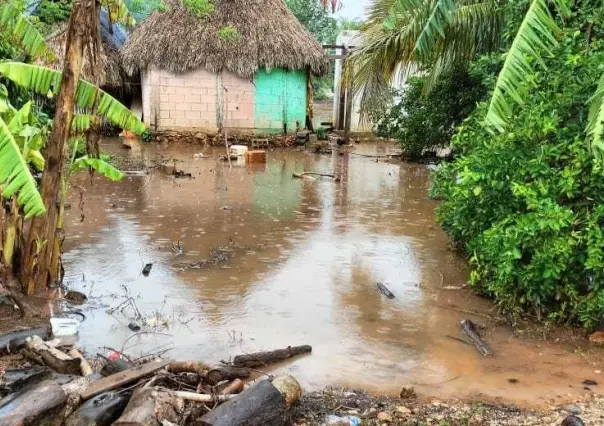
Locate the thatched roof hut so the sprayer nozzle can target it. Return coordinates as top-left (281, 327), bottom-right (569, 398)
top-left (41, 11), bottom-right (132, 90)
top-left (121, 0), bottom-right (328, 78)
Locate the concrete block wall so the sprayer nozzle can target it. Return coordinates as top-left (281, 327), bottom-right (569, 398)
top-left (142, 66), bottom-right (306, 133)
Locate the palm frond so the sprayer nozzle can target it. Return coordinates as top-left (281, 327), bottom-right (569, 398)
top-left (0, 1), bottom-right (54, 60)
top-left (0, 63), bottom-right (146, 135)
top-left (413, 0), bottom-right (456, 59)
top-left (0, 116), bottom-right (45, 218)
top-left (586, 72), bottom-right (604, 156)
top-left (484, 0), bottom-right (561, 131)
top-left (71, 156), bottom-right (124, 181)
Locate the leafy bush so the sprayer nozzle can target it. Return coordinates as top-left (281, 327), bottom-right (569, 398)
top-left (433, 6), bottom-right (604, 328)
top-left (183, 0), bottom-right (214, 18)
top-left (217, 26), bottom-right (241, 41)
top-left (375, 70), bottom-right (486, 159)
top-left (37, 0), bottom-right (72, 26)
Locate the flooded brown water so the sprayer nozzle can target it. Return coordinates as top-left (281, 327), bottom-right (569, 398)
top-left (62, 139), bottom-right (603, 408)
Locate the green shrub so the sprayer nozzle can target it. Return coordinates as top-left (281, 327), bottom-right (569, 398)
top-left (375, 70), bottom-right (486, 159)
top-left (183, 0), bottom-right (214, 18)
top-left (433, 7), bottom-right (604, 328)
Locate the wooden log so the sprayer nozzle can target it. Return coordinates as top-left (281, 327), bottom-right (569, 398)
top-left (272, 375), bottom-right (302, 408)
top-left (0, 366), bottom-right (51, 393)
top-left (232, 345), bottom-right (312, 368)
top-left (25, 335), bottom-right (81, 375)
top-left (0, 382), bottom-right (66, 426)
top-left (69, 348), bottom-right (93, 377)
top-left (62, 377), bottom-right (92, 418)
top-left (113, 388), bottom-right (183, 426)
top-left (0, 328), bottom-right (49, 355)
top-left (81, 360), bottom-right (171, 401)
top-left (167, 361), bottom-right (208, 375)
top-left (206, 366), bottom-right (251, 385)
top-left (65, 392), bottom-right (128, 426)
top-left (460, 319), bottom-right (494, 357)
top-left (199, 376), bottom-right (301, 426)
top-left (219, 379), bottom-right (244, 395)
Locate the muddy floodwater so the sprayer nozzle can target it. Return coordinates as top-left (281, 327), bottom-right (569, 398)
top-left (62, 140), bottom-right (603, 408)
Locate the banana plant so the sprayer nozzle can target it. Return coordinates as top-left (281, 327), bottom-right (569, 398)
top-left (0, 0), bottom-right (54, 60)
top-left (0, 62), bottom-right (146, 134)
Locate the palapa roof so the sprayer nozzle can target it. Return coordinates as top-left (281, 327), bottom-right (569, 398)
top-left (41, 11), bottom-right (131, 89)
top-left (121, 0), bottom-right (328, 78)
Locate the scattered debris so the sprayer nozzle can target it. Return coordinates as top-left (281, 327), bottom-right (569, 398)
top-left (65, 290), bottom-right (88, 304)
top-left (0, 327), bottom-right (49, 355)
top-left (376, 283), bottom-right (395, 299)
top-left (399, 387), bottom-right (417, 399)
top-left (50, 317), bottom-right (80, 337)
top-left (173, 170), bottom-right (193, 178)
top-left (128, 322), bottom-right (142, 332)
top-left (582, 379), bottom-right (597, 386)
top-left (193, 153), bottom-right (210, 159)
top-left (142, 263), bottom-right (153, 277)
top-left (232, 345), bottom-right (312, 368)
top-left (460, 319), bottom-right (494, 357)
top-left (292, 172), bottom-right (336, 179)
top-left (24, 335), bottom-right (81, 375)
top-left (65, 391), bottom-right (128, 426)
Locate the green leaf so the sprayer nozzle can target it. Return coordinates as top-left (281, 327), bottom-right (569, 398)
top-left (484, 0), bottom-right (561, 132)
top-left (0, 1), bottom-right (54, 60)
top-left (27, 149), bottom-right (45, 171)
top-left (586, 72), bottom-right (604, 157)
top-left (0, 63), bottom-right (147, 135)
top-left (100, 0), bottom-right (137, 26)
top-left (71, 114), bottom-right (94, 133)
top-left (413, 0), bottom-right (456, 58)
top-left (71, 156), bottom-right (124, 181)
top-left (473, 186), bottom-right (482, 196)
top-left (0, 116), bottom-right (45, 218)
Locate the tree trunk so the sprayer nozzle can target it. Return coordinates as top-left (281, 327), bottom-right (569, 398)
top-left (21, 1), bottom-right (89, 294)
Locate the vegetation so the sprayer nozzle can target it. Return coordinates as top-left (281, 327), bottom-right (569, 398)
top-left (0, 0), bottom-right (144, 295)
top-left (375, 69), bottom-right (486, 159)
top-left (217, 25), bottom-right (241, 41)
top-left (183, 0), bottom-right (214, 18)
top-left (432, 0), bottom-right (604, 327)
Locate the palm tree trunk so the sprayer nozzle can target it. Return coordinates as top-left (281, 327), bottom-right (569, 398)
top-left (21, 0), bottom-right (89, 294)
top-left (3, 199), bottom-right (18, 267)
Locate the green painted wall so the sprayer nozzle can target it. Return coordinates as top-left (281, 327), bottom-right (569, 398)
top-left (254, 69), bottom-right (307, 134)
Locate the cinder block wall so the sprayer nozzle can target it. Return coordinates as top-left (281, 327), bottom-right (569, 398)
top-left (142, 67), bottom-right (307, 133)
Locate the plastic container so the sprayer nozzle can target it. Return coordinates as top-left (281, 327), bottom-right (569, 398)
top-left (230, 145), bottom-right (249, 157)
top-left (324, 415), bottom-right (361, 425)
top-left (50, 317), bottom-right (80, 337)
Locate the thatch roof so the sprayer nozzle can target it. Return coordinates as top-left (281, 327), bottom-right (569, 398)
top-left (41, 13), bottom-right (131, 89)
top-left (121, 0), bottom-right (328, 78)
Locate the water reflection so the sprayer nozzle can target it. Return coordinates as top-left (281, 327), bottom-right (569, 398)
top-left (62, 141), bottom-right (602, 407)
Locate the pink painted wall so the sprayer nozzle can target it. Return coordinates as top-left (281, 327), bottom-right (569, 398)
top-left (142, 67), bottom-right (256, 132)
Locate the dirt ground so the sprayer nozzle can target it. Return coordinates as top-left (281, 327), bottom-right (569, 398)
top-left (293, 387), bottom-right (603, 425)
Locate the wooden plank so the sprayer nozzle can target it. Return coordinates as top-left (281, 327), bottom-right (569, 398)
top-left (81, 360), bottom-right (171, 401)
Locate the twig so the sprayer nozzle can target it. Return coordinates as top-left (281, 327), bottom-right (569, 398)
top-left (121, 331), bottom-right (173, 353)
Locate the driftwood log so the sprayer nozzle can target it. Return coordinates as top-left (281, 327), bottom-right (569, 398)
top-left (167, 361), bottom-right (208, 375)
top-left (113, 388), bottom-right (183, 426)
top-left (0, 328), bottom-right (49, 355)
top-left (232, 345), bottom-right (312, 368)
top-left (199, 375), bottom-right (301, 426)
top-left (25, 335), bottom-right (81, 375)
top-left (219, 379), bottom-right (245, 395)
top-left (460, 319), bottom-right (493, 357)
top-left (206, 366), bottom-right (251, 385)
top-left (82, 360), bottom-right (172, 401)
top-left (0, 382), bottom-right (66, 426)
top-left (68, 348), bottom-right (93, 377)
top-left (65, 392), bottom-right (128, 426)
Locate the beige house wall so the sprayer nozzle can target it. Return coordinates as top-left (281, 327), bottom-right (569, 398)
top-left (142, 67), bottom-right (256, 132)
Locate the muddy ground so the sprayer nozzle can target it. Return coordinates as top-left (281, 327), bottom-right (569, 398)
top-left (293, 387), bottom-right (602, 425)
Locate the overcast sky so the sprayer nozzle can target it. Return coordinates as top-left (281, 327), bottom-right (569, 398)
top-left (336, 0), bottom-right (371, 20)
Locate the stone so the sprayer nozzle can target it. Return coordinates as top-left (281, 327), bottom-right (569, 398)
top-left (377, 412), bottom-right (392, 422)
top-left (396, 406), bottom-right (411, 415)
top-left (589, 331), bottom-right (604, 343)
top-left (564, 404), bottom-right (582, 415)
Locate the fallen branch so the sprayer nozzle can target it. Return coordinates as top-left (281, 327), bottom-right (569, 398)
top-left (232, 345), bottom-right (312, 368)
top-left (349, 152), bottom-right (399, 158)
top-left (168, 361), bottom-right (209, 375)
top-left (163, 389), bottom-right (237, 403)
top-left (219, 379), bottom-right (245, 395)
top-left (460, 319), bottom-right (493, 357)
top-left (114, 387), bottom-right (183, 426)
top-left (69, 348), bottom-right (93, 377)
top-left (206, 366), bottom-right (251, 385)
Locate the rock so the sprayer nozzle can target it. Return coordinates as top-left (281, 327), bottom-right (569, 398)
top-left (396, 406), bottom-right (411, 415)
top-left (589, 331), bottom-right (604, 343)
top-left (564, 404), bottom-right (582, 415)
top-left (399, 387), bottom-right (416, 399)
top-left (65, 290), bottom-right (87, 304)
top-left (377, 412), bottom-right (392, 422)
top-left (561, 415), bottom-right (585, 426)
top-left (309, 134), bottom-right (318, 145)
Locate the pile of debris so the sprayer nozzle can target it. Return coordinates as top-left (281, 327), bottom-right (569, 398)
top-left (0, 326), bottom-right (312, 426)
